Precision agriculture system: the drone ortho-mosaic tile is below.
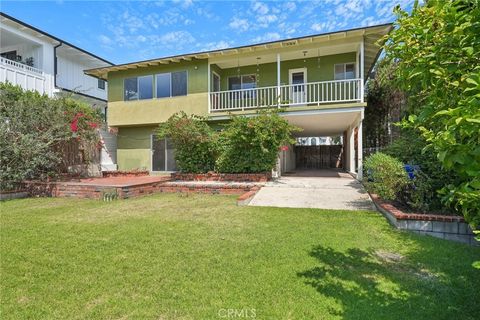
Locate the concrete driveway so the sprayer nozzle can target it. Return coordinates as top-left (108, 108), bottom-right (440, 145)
top-left (248, 170), bottom-right (374, 211)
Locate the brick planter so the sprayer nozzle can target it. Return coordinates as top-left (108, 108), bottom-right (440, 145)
top-left (171, 172), bottom-right (272, 182)
top-left (102, 170), bottom-right (149, 178)
top-left (370, 193), bottom-right (478, 246)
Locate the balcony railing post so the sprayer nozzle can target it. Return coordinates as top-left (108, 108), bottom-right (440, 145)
top-left (276, 53), bottom-right (281, 107)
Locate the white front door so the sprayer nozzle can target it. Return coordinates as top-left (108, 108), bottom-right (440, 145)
top-left (289, 68), bottom-right (307, 105)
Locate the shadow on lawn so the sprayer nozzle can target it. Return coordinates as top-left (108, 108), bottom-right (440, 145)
top-left (297, 245), bottom-right (479, 320)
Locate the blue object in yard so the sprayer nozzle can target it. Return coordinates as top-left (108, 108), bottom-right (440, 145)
top-left (404, 164), bottom-right (420, 180)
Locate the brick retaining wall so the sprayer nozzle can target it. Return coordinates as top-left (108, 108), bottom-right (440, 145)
top-left (171, 172), bottom-right (272, 182)
top-left (370, 194), bottom-right (478, 246)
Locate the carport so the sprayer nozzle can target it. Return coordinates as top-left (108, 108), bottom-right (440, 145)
top-left (278, 106), bottom-right (363, 180)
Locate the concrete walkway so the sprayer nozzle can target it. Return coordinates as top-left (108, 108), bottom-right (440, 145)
top-left (248, 172), bottom-right (374, 211)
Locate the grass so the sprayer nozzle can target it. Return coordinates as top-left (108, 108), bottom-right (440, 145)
top-left (1, 193), bottom-right (479, 319)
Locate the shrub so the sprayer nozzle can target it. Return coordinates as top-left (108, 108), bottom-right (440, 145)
top-left (384, 128), bottom-right (459, 213)
top-left (364, 152), bottom-right (409, 201)
top-left (0, 82), bottom-right (102, 190)
top-left (156, 112), bottom-right (219, 173)
top-left (216, 109), bottom-right (300, 173)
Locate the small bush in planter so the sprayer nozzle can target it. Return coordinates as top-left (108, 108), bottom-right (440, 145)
top-left (364, 152), bottom-right (409, 201)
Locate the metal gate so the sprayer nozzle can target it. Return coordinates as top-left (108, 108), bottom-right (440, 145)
top-left (295, 145), bottom-right (343, 169)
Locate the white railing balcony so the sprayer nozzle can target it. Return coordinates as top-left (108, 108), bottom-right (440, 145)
top-left (0, 57), bottom-right (47, 95)
top-left (209, 78), bottom-right (363, 112)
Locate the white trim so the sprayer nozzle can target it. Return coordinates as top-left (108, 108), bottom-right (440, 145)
top-left (209, 106), bottom-right (365, 121)
top-left (360, 38), bottom-right (365, 102)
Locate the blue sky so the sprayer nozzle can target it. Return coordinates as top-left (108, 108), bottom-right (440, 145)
top-left (2, 0), bottom-right (414, 64)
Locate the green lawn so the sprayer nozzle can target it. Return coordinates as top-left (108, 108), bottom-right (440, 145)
top-left (1, 194), bottom-right (479, 319)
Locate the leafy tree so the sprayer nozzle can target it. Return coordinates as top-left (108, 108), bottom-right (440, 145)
top-left (156, 112), bottom-right (219, 173)
top-left (0, 83), bottom-right (102, 190)
top-left (365, 59), bottom-right (407, 149)
top-left (217, 109), bottom-right (300, 173)
top-left (384, 1), bottom-right (480, 229)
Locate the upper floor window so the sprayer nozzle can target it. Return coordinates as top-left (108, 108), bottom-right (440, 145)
top-left (334, 63), bottom-right (355, 80)
top-left (98, 79), bottom-right (106, 90)
top-left (124, 75), bottom-right (153, 101)
top-left (156, 71), bottom-right (187, 98)
top-left (228, 74), bottom-right (256, 91)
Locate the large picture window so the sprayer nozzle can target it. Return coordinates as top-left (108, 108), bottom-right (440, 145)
top-left (156, 71), bottom-right (187, 98)
top-left (125, 72), bottom-right (187, 101)
top-left (334, 63), bottom-right (356, 80)
top-left (124, 76), bottom-right (153, 101)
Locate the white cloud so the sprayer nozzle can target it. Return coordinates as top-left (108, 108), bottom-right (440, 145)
top-left (157, 31), bottom-right (195, 44)
top-left (252, 1), bottom-right (269, 15)
top-left (98, 34), bottom-right (113, 46)
top-left (172, 0), bottom-right (193, 9)
top-left (229, 17), bottom-right (249, 32)
top-left (284, 2), bottom-right (296, 11)
top-left (200, 40), bottom-right (233, 51)
top-left (311, 20), bottom-right (345, 33)
top-left (257, 14), bottom-right (278, 27)
top-left (251, 32), bottom-right (281, 43)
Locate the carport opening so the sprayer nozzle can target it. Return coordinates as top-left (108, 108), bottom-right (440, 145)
top-left (279, 135), bottom-right (345, 177)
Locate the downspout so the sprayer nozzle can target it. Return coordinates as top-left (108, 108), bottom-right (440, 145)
top-left (53, 42), bottom-right (62, 88)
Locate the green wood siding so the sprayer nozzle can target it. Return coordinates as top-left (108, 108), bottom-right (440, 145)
top-left (213, 52), bottom-right (356, 91)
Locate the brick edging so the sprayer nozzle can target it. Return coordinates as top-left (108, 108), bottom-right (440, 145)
top-left (171, 172), bottom-right (272, 182)
top-left (369, 193), bottom-right (464, 222)
top-left (237, 187), bottom-right (260, 206)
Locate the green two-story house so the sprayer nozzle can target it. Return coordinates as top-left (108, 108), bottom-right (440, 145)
top-left (85, 23), bottom-right (392, 180)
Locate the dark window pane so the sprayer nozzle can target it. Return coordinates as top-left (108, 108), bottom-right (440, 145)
top-left (334, 64), bottom-right (345, 80)
top-left (152, 136), bottom-right (166, 171)
top-left (345, 63), bottom-right (355, 79)
top-left (138, 76), bottom-right (153, 100)
top-left (156, 73), bottom-right (171, 98)
top-left (166, 138), bottom-right (176, 171)
top-left (228, 76), bottom-right (241, 90)
top-left (98, 79), bottom-right (106, 90)
top-left (213, 73), bottom-right (220, 92)
top-left (124, 77), bottom-right (138, 101)
top-left (241, 75), bottom-right (256, 89)
top-left (172, 71), bottom-right (187, 96)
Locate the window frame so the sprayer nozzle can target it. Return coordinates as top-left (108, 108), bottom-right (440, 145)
top-left (334, 62), bottom-right (356, 81)
top-left (227, 74), bottom-right (257, 91)
top-left (155, 70), bottom-right (188, 99)
top-left (212, 71), bottom-right (221, 92)
top-left (98, 79), bottom-right (106, 90)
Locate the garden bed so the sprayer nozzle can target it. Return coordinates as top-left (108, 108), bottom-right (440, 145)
top-left (370, 193), bottom-right (478, 246)
top-left (171, 172), bottom-right (272, 182)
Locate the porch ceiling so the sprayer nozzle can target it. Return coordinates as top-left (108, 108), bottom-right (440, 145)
top-left (283, 108), bottom-right (361, 137)
top-left (212, 42), bottom-right (358, 69)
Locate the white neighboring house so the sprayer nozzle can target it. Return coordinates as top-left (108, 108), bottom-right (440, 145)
top-left (0, 12), bottom-right (117, 171)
